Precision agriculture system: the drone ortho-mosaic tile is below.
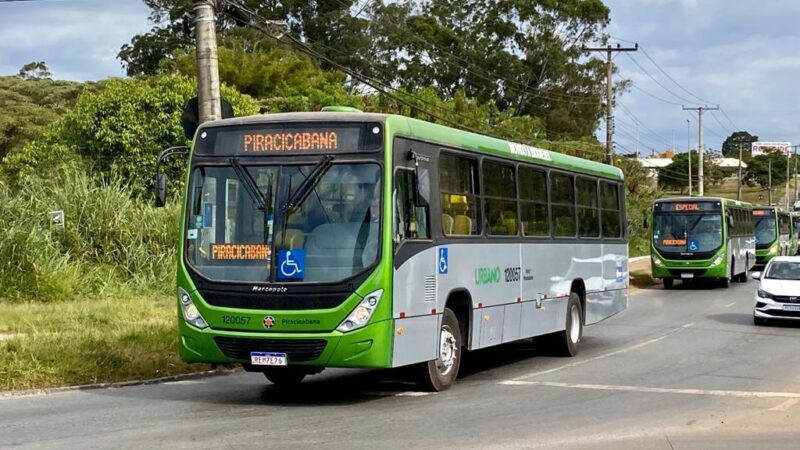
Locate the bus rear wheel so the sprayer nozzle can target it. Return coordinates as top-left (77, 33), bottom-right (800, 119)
top-left (417, 308), bottom-right (462, 392)
top-left (264, 367), bottom-right (308, 386)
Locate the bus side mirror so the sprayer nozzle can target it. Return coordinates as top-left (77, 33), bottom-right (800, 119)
top-left (643, 218), bottom-right (649, 229)
top-left (154, 145), bottom-right (190, 208)
top-left (155, 173), bottom-right (168, 207)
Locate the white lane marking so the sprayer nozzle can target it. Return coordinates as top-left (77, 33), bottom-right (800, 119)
top-left (724, 302), bottom-right (736, 308)
top-left (395, 391), bottom-right (434, 397)
top-left (682, 322), bottom-right (694, 328)
top-left (770, 398), bottom-right (800, 411)
top-left (512, 327), bottom-right (686, 382)
top-left (499, 380), bottom-right (800, 399)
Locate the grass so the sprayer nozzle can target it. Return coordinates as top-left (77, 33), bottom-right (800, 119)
top-left (0, 295), bottom-right (211, 392)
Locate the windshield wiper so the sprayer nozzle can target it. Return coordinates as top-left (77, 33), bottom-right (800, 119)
top-left (230, 158), bottom-right (268, 210)
top-left (282, 155), bottom-right (334, 213)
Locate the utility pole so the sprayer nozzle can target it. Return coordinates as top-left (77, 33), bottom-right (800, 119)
top-left (737, 143), bottom-right (744, 201)
top-left (769, 159), bottom-right (773, 206)
top-left (582, 43), bottom-right (638, 166)
top-left (682, 105), bottom-right (719, 196)
top-left (687, 119), bottom-right (692, 196)
top-left (194, 0), bottom-right (222, 123)
top-left (793, 145), bottom-right (800, 207)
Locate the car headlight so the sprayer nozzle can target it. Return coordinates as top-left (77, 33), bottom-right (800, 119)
top-left (711, 255), bottom-right (724, 267)
top-left (757, 289), bottom-right (774, 299)
top-left (179, 288), bottom-right (208, 329)
top-left (653, 256), bottom-right (664, 267)
top-left (337, 289), bottom-right (383, 333)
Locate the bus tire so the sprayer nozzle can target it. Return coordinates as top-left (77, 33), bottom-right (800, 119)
top-left (720, 277), bottom-right (730, 288)
top-left (417, 308), bottom-right (462, 392)
top-left (663, 278), bottom-right (674, 289)
top-left (552, 293), bottom-right (583, 357)
top-left (263, 367), bottom-right (308, 386)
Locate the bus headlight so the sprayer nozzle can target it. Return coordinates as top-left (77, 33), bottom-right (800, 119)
top-left (179, 288), bottom-right (208, 329)
top-left (712, 255), bottom-right (724, 267)
top-left (337, 289), bottom-right (383, 333)
top-left (769, 243), bottom-right (779, 255)
top-left (652, 256), bottom-right (664, 267)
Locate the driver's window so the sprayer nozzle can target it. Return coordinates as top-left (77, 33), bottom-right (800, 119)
top-left (394, 170), bottom-right (430, 244)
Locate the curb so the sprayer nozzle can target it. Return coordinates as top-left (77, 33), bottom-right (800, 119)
top-left (0, 367), bottom-right (240, 400)
top-left (629, 255), bottom-right (650, 263)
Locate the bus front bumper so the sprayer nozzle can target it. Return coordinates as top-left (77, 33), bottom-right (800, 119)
top-left (179, 318), bottom-right (393, 369)
top-left (651, 254), bottom-right (727, 280)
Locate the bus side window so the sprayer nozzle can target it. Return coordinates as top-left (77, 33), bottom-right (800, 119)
top-left (394, 170), bottom-right (430, 243)
top-left (600, 182), bottom-right (622, 239)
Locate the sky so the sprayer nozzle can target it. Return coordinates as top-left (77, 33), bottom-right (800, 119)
top-left (0, 0), bottom-right (798, 155)
top-left (602, 0), bottom-right (800, 156)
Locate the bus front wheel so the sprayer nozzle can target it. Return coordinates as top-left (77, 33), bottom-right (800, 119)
top-left (417, 308), bottom-right (462, 392)
top-left (264, 367), bottom-right (308, 386)
top-left (663, 278), bottom-right (674, 289)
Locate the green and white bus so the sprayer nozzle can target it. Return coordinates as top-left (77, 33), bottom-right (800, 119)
top-left (159, 110), bottom-right (628, 391)
top-left (753, 206), bottom-right (795, 265)
top-left (650, 197), bottom-right (755, 289)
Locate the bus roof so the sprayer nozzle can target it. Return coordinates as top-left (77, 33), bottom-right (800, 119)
top-left (199, 112), bottom-right (624, 181)
top-left (654, 196), bottom-right (753, 207)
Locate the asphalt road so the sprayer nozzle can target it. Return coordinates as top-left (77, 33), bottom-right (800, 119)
top-left (4, 278), bottom-right (800, 449)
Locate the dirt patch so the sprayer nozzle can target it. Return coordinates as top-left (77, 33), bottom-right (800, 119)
top-left (629, 256), bottom-right (660, 293)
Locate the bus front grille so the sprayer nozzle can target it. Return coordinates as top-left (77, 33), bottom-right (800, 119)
top-left (213, 337), bottom-right (327, 362)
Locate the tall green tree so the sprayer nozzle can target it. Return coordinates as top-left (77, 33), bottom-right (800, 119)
top-left (658, 151), bottom-right (725, 193)
top-left (0, 75), bottom-right (84, 159)
top-left (744, 153), bottom-right (790, 189)
top-left (721, 131), bottom-right (758, 159)
top-left (366, 0), bottom-right (609, 139)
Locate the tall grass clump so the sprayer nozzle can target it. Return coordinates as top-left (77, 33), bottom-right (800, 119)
top-left (0, 166), bottom-right (179, 302)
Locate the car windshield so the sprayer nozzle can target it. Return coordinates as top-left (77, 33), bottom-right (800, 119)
top-left (185, 162), bottom-right (381, 283)
top-left (653, 213), bottom-right (723, 253)
top-left (765, 261), bottom-right (800, 280)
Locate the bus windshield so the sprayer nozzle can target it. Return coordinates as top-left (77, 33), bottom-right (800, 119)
top-left (753, 215), bottom-right (777, 246)
top-left (653, 213), bottom-right (723, 254)
top-left (185, 162), bottom-right (381, 283)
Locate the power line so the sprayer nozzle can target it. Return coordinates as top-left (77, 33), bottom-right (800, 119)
top-left (623, 52), bottom-right (700, 106)
top-left (630, 84), bottom-right (684, 106)
top-left (224, 4), bottom-right (611, 160)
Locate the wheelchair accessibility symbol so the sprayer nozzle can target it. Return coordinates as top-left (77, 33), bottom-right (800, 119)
top-left (438, 248), bottom-right (448, 274)
top-left (277, 250), bottom-right (305, 280)
top-left (688, 240), bottom-right (699, 252)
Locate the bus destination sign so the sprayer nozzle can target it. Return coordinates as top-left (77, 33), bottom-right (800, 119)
top-left (752, 209), bottom-right (773, 217)
top-left (657, 201), bottom-right (720, 212)
top-left (196, 122), bottom-right (383, 156)
top-left (243, 131), bottom-right (339, 153)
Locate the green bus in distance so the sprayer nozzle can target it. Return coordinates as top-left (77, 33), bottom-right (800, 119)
top-left (650, 197), bottom-right (755, 289)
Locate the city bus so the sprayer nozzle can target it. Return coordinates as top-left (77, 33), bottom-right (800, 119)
top-left (650, 197), bottom-right (754, 289)
top-left (792, 211), bottom-right (800, 255)
top-left (753, 206), bottom-right (795, 265)
top-left (157, 110), bottom-right (628, 391)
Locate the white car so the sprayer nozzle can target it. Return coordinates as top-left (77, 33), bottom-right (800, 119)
top-left (752, 256), bottom-right (800, 325)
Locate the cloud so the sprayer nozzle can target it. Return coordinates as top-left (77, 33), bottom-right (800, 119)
top-left (0, 0), bottom-right (151, 80)
top-left (599, 0), bottom-right (800, 154)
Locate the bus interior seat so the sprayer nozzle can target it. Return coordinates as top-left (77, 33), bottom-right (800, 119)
top-left (276, 228), bottom-right (305, 249)
top-left (453, 215), bottom-right (472, 235)
top-left (442, 213), bottom-right (454, 235)
top-left (303, 222), bottom-right (378, 281)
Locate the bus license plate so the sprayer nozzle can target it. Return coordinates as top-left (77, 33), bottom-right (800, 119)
top-left (783, 305), bottom-right (800, 312)
top-left (680, 273), bottom-right (694, 279)
top-left (250, 352), bottom-right (288, 366)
